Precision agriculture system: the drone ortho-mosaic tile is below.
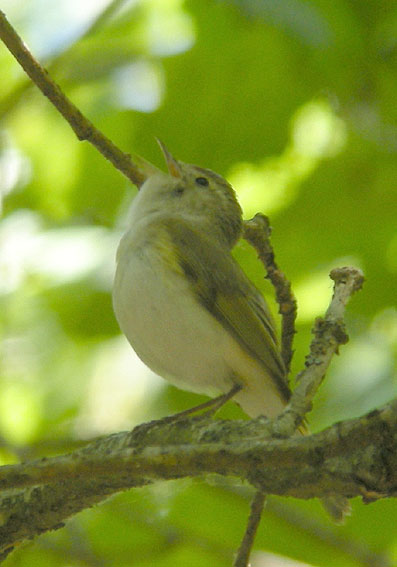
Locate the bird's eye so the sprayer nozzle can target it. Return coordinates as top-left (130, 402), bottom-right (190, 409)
top-left (195, 177), bottom-right (209, 186)
top-left (173, 186), bottom-right (185, 196)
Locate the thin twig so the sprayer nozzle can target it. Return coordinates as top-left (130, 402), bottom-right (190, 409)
top-left (0, 9), bottom-right (145, 187)
top-left (241, 213), bottom-right (298, 567)
top-left (234, 491), bottom-right (266, 567)
top-left (274, 266), bottom-right (364, 437)
top-left (243, 213), bottom-right (297, 374)
top-left (240, 221), bottom-right (363, 562)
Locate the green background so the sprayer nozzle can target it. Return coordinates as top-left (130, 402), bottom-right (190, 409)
top-left (0, 0), bottom-right (396, 565)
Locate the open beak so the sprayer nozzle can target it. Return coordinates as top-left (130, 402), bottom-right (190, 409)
top-left (156, 138), bottom-right (182, 178)
top-left (130, 139), bottom-right (181, 189)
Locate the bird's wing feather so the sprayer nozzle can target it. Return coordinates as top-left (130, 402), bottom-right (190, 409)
top-left (165, 218), bottom-right (291, 402)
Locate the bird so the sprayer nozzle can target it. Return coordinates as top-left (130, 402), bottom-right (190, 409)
top-left (112, 140), bottom-right (350, 521)
top-left (113, 141), bottom-right (290, 420)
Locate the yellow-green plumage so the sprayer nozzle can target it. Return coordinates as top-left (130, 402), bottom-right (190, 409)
top-left (113, 158), bottom-right (289, 418)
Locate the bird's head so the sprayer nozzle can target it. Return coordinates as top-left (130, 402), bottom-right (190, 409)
top-left (130, 140), bottom-right (243, 248)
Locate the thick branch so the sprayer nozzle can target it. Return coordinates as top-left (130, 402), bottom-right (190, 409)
top-left (0, 10), bottom-right (145, 187)
top-left (0, 399), bottom-right (396, 559)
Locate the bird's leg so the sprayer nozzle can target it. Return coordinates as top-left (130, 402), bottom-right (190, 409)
top-left (194, 382), bottom-right (243, 418)
top-left (136, 383), bottom-right (242, 433)
top-left (159, 383), bottom-right (243, 425)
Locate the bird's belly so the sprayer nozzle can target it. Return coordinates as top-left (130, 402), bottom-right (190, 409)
top-left (113, 249), bottom-right (233, 396)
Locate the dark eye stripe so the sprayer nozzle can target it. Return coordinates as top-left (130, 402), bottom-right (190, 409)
top-left (195, 177), bottom-right (209, 186)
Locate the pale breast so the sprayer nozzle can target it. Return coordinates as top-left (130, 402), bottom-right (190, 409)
top-left (113, 235), bottom-right (234, 397)
top-left (113, 227), bottom-right (287, 418)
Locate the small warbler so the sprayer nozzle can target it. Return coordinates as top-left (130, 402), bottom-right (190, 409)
top-left (113, 141), bottom-right (289, 419)
top-left (112, 141), bottom-right (349, 522)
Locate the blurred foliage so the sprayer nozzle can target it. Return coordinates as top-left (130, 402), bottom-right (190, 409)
top-left (0, 0), bottom-right (396, 565)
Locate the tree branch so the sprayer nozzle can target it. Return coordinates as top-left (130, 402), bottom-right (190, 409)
top-left (243, 214), bottom-right (297, 374)
top-left (0, 10), bottom-right (391, 567)
top-left (242, 213), bottom-right (298, 566)
top-left (273, 266), bottom-right (364, 437)
top-left (234, 491), bottom-right (266, 567)
top-left (0, 398), bottom-right (396, 559)
top-left (240, 218), bottom-right (362, 564)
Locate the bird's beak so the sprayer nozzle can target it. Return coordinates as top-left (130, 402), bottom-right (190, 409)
top-left (156, 138), bottom-right (182, 178)
top-left (130, 139), bottom-right (181, 189)
top-left (131, 153), bottom-right (163, 189)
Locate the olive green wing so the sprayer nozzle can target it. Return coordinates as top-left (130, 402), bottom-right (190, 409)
top-left (167, 219), bottom-right (291, 403)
